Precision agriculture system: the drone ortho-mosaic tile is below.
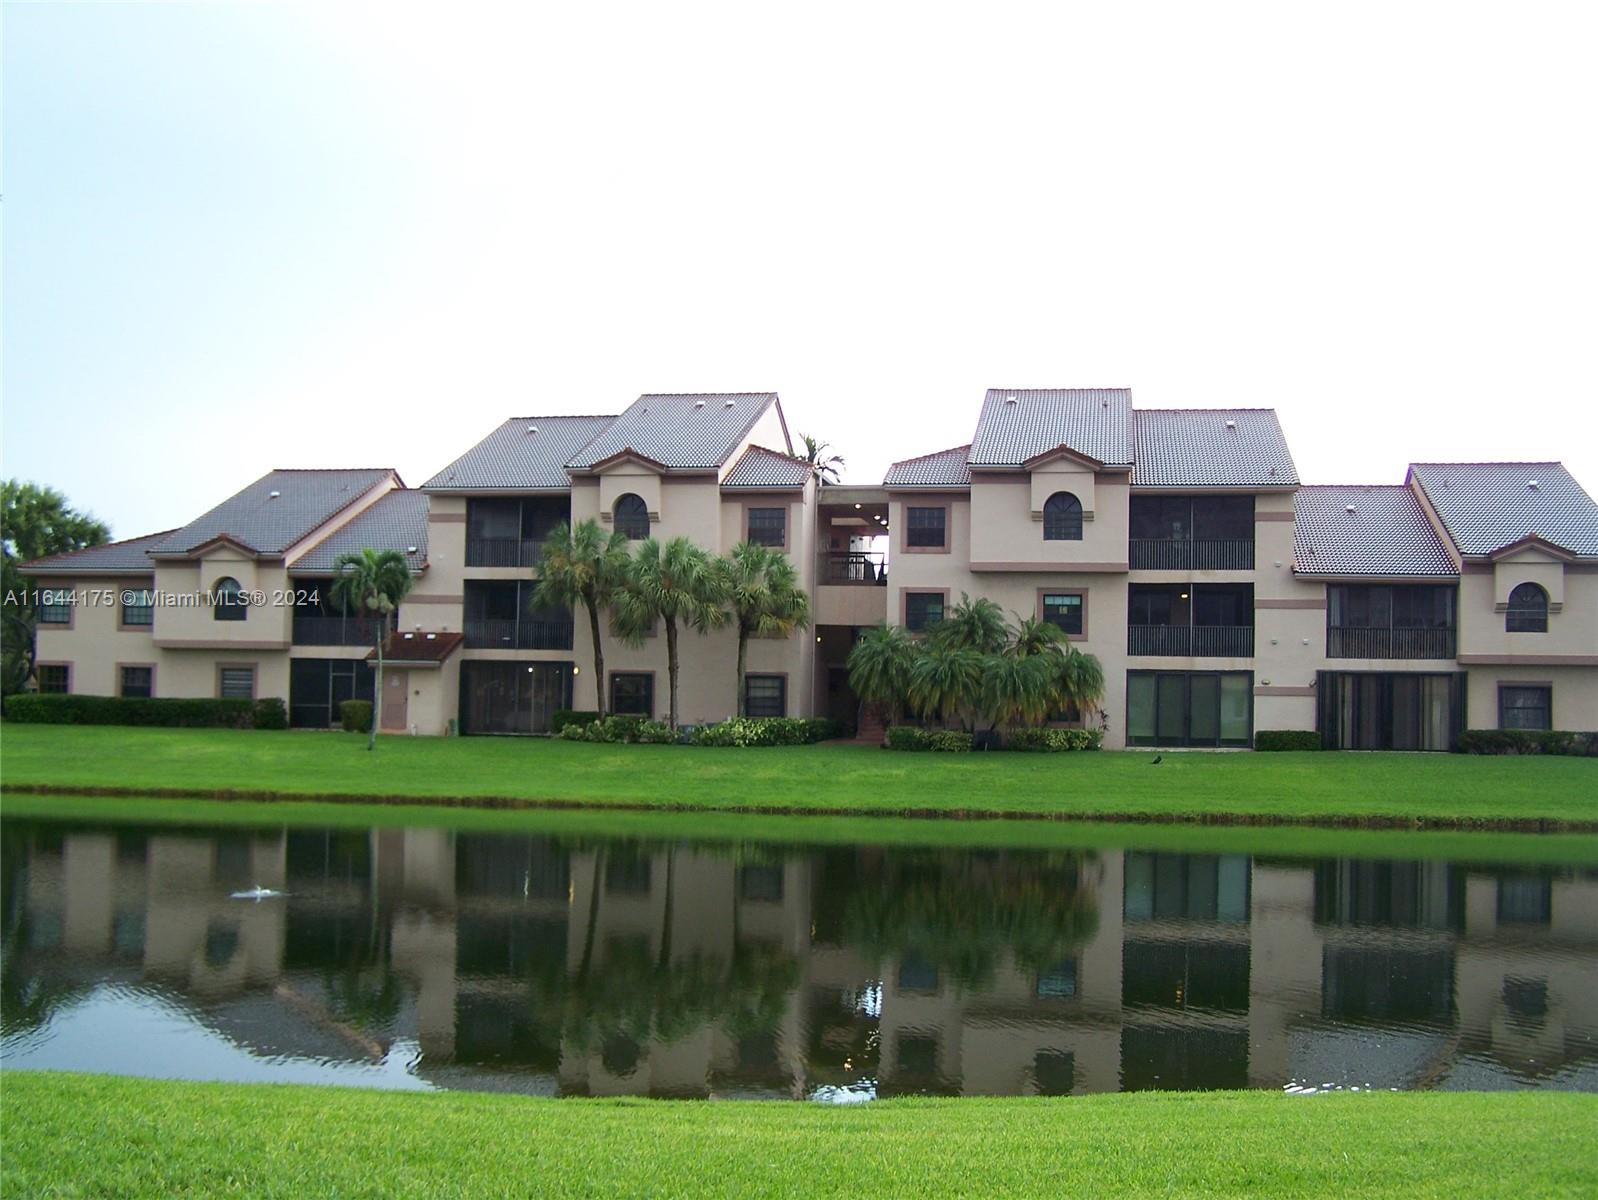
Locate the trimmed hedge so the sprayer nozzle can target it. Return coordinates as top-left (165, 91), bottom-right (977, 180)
top-left (339, 700), bottom-right (373, 733)
top-left (552, 709), bottom-right (601, 733)
top-left (252, 698), bottom-right (289, 731)
top-left (884, 726), bottom-right (930, 751)
top-left (1457, 729), bottom-right (1598, 757)
top-left (1255, 730), bottom-right (1322, 752)
top-left (927, 730), bottom-right (974, 752)
top-left (2, 693), bottom-right (259, 729)
top-left (690, 717), bottom-right (845, 747)
top-left (1003, 727), bottom-right (1102, 752)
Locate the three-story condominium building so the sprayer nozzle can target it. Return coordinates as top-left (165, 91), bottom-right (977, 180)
top-left (20, 387), bottom-right (1598, 747)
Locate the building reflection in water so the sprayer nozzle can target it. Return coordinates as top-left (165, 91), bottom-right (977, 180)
top-left (3, 821), bottom-right (1594, 1098)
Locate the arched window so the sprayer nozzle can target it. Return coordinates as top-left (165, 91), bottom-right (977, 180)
top-left (212, 576), bottom-right (247, 622)
top-left (1043, 492), bottom-right (1083, 541)
top-left (614, 494), bottom-right (649, 540)
top-left (1506, 582), bottom-right (1548, 633)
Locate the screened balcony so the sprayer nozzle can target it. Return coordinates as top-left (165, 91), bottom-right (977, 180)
top-left (290, 590), bottom-right (394, 646)
top-left (465, 497), bottom-right (569, 568)
top-left (1128, 584), bottom-right (1254, 658)
top-left (463, 581), bottom-right (573, 650)
top-left (1129, 495), bottom-right (1255, 570)
top-left (1326, 586), bottom-right (1456, 660)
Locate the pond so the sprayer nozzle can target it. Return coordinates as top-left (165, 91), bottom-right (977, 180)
top-left (3, 813), bottom-right (1595, 1099)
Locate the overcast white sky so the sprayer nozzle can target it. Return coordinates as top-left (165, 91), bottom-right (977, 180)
top-left (5, 2), bottom-right (1596, 539)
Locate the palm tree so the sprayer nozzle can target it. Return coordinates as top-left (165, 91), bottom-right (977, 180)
top-left (613, 537), bottom-right (728, 729)
top-left (331, 548), bottom-right (414, 750)
top-left (979, 651), bottom-right (1059, 729)
top-left (720, 541), bottom-right (811, 716)
top-left (533, 520), bottom-right (631, 715)
top-left (1000, 615), bottom-right (1106, 727)
top-left (799, 434), bottom-right (845, 485)
top-left (846, 622), bottom-right (915, 721)
top-left (929, 594), bottom-right (1008, 654)
top-left (907, 643), bottom-right (985, 729)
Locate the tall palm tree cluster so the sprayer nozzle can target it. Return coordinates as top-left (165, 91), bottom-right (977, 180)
top-left (847, 595), bottom-right (1105, 735)
top-left (535, 521), bottom-right (811, 730)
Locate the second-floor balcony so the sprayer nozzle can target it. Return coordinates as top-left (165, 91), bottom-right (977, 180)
top-left (1129, 538), bottom-right (1254, 571)
top-left (466, 536), bottom-right (544, 568)
top-left (821, 550), bottom-right (888, 586)
top-left (1327, 626), bottom-right (1456, 660)
top-left (464, 616), bottom-right (574, 651)
top-left (291, 614), bottom-right (392, 647)
top-left (1128, 624), bottom-right (1255, 658)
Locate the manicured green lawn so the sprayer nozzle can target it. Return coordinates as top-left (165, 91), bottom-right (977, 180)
top-left (3, 1073), bottom-right (1591, 1199)
top-left (6, 789), bottom-right (1597, 866)
top-left (2, 724), bottom-right (1594, 827)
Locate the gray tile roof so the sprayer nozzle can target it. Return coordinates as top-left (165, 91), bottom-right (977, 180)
top-left (423, 415), bottom-right (616, 491)
top-left (1292, 486), bottom-right (1457, 577)
top-left (151, 469), bottom-right (395, 557)
top-left (968, 389), bottom-right (1134, 468)
top-left (1133, 409), bottom-right (1299, 488)
top-left (19, 528), bottom-right (174, 575)
top-left (722, 445), bottom-right (812, 490)
top-left (566, 393), bottom-right (783, 471)
top-left (290, 490), bottom-right (430, 573)
top-left (884, 445), bottom-right (973, 488)
top-left (1409, 462), bottom-right (1598, 557)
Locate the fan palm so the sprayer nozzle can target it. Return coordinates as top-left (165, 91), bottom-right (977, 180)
top-left (613, 537), bottom-right (729, 729)
top-left (930, 594), bottom-right (1008, 654)
top-left (532, 519), bottom-right (631, 715)
top-left (846, 622), bottom-right (915, 718)
top-left (799, 434), bottom-right (845, 485)
top-left (907, 643), bottom-right (984, 729)
top-left (720, 541), bottom-right (811, 716)
top-left (330, 548), bottom-right (414, 750)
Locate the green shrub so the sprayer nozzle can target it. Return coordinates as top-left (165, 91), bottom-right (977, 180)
top-left (884, 725), bottom-right (931, 751)
top-left (927, 730), bottom-right (973, 752)
top-left (1255, 730), bottom-right (1321, 751)
top-left (1, 694), bottom-right (256, 729)
top-left (339, 700), bottom-right (373, 733)
top-left (636, 720), bottom-right (676, 744)
top-left (557, 723), bottom-right (588, 740)
top-left (1004, 726), bottom-right (1102, 752)
top-left (552, 709), bottom-right (601, 733)
top-left (687, 717), bottom-right (841, 747)
top-left (1458, 729), bottom-right (1597, 756)
top-left (252, 697), bottom-right (289, 731)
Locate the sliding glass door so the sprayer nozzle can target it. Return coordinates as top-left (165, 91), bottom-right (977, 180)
top-left (1128, 671), bottom-right (1253, 748)
top-left (1317, 672), bottom-right (1464, 751)
top-left (459, 661), bottom-right (574, 735)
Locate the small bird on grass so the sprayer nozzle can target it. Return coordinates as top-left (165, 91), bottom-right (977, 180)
top-left (1150, 755), bottom-right (1163, 765)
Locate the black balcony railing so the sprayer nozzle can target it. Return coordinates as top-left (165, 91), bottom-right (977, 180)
top-left (1130, 538), bottom-right (1254, 571)
top-left (291, 616), bottom-right (391, 647)
top-left (1128, 624), bottom-right (1255, 657)
top-left (1327, 626), bottom-right (1456, 660)
top-left (466, 537), bottom-right (545, 568)
top-left (464, 616), bottom-right (574, 651)
top-left (821, 551), bottom-right (888, 586)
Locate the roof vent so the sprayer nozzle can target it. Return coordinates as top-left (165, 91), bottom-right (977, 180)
top-left (268, 490), bottom-right (281, 499)
top-left (1345, 505), bottom-right (1357, 514)
top-left (724, 399), bottom-right (736, 408)
top-left (694, 400), bottom-right (706, 408)
top-left (527, 425), bottom-right (538, 434)
top-left (1005, 395), bottom-right (1017, 405)
top-left (1225, 420), bottom-right (1236, 430)
top-left (406, 546), bottom-right (418, 554)
top-left (1528, 480), bottom-right (1540, 490)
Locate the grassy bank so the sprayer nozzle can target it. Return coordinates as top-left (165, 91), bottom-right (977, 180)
top-left (4, 1073), bottom-right (1593, 1199)
top-left (7, 789), bottom-right (1598, 867)
top-left (3, 725), bottom-right (1595, 828)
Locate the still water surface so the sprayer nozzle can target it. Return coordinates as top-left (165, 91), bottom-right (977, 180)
top-left (3, 815), bottom-right (1594, 1099)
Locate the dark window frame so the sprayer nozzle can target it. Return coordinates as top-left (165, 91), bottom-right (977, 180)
top-left (613, 494), bottom-right (650, 540)
top-left (905, 506), bottom-right (947, 550)
top-left (1505, 582), bottom-right (1549, 633)
top-left (744, 673), bottom-right (787, 718)
top-left (1042, 591), bottom-right (1084, 637)
top-left (610, 672), bottom-right (655, 717)
top-left (120, 589), bottom-right (155, 628)
top-left (746, 506), bottom-right (787, 548)
top-left (119, 665), bottom-right (154, 699)
top-left (904, 591), bottom-right (946, 633)
top-left (1498, 684), bottom-right (1552, 731)
top-left (212, 577), bottom-right (248, 622)
top-left (217, 665), bottom-right (256, 700)
top-left (36, 664), bottom-right (70, 694)
top-left (38, 589), bottom-right (74, 625)
top-left (1043, 492), bottom-right (1084, 541)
